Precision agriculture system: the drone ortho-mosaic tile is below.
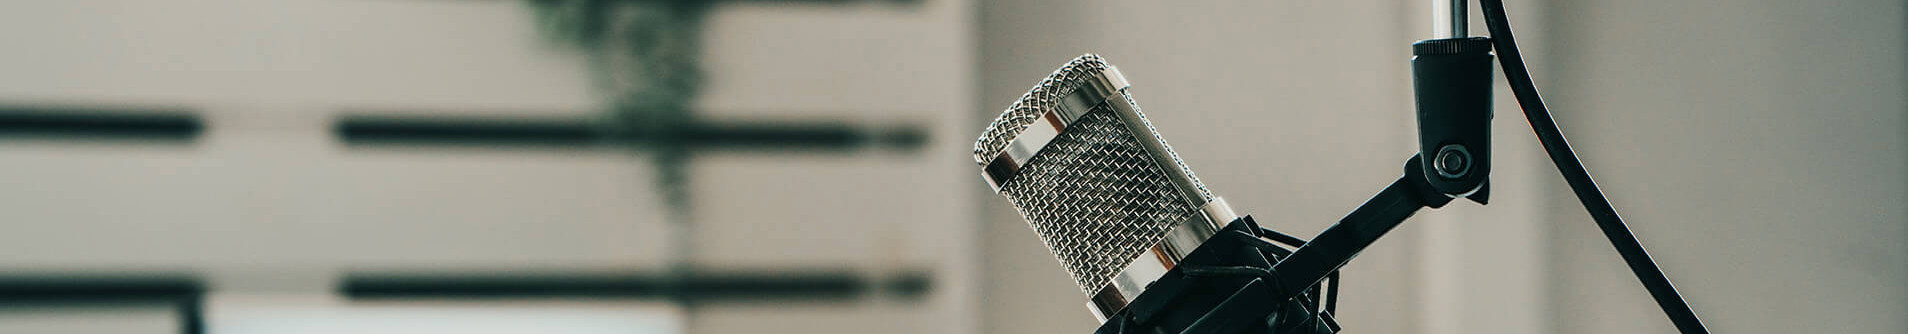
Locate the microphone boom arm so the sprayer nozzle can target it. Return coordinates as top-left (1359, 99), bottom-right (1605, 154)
top-left (1098, 0), bottom-right (1712, 331)
top-left (1265, 156), bottom-right (1452, 303)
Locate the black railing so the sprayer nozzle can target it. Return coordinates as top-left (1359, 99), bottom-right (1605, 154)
top-left (0, 106), bottom-right (201, 141)
top-left (343, 269), bottom-right (930, 303)
top-left (0, 275), bottom-right (205, 334)
top-left (334, 115), bottom-right (925, 152)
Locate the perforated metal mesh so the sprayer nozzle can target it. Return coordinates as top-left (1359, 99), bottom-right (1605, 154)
top-left (975, 55), bottom-right (1217, 295)
top-left (1120, 92), bottom-right (1215, 202)
top-left (973, 55), bottom-right (1107, 165)
top-left (999, 108), bottom-right (1197, 295)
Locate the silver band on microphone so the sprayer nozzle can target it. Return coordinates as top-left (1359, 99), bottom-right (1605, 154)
top-left (1087, 197), bottom-right (1235, 321)
top-left (977, 57), bottom-right (1238, 320)
top-left (982, 65), bottom-right (1130, 192)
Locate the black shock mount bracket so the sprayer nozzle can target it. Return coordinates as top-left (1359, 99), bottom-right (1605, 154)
top-left (1094, 35), bottom-right (1498, 334)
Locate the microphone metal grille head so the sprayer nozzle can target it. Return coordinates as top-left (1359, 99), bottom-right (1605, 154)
top-left (974, 54), bottom-right (1218, 295)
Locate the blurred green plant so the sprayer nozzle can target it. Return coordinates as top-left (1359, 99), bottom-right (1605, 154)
top-left (526, 0), bottom-right (714, 265)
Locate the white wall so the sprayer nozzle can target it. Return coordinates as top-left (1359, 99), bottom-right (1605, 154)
top-left (0, 0), bottom-right (978, 333)
top-left (1541, 1), bottom-right (1906, 333)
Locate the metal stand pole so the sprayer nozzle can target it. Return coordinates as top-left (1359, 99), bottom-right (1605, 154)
top-left (1435, 0), bottom-right (1468, 38)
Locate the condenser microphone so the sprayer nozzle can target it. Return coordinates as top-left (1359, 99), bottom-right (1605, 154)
top-left (974, 54), bottom-right (1239, 320)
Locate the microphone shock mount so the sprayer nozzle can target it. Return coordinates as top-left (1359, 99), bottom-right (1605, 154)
top-left (1092, 0), bottom-right (1709, 333)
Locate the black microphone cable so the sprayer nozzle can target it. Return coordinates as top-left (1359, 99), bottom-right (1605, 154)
top-left (1477, 0), bottom-right (1711, 332)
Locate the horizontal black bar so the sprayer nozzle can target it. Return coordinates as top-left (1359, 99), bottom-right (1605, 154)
top-left (0, 275), bottom-right (206, 334)
top-left (0, 107), bottom-right (202, 141)
top-left (685, 121), bottom-right (926, 150)
top-left (335, 116), bottom-right (926, 151)
top-left (342, 269), bottom-right (930, 303)
top-left (0, 275), bottom-right (203, 304)
top-left (336, 117), bottom-right (603, 147)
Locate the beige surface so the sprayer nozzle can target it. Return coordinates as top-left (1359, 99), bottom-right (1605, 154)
top-left (1543, 1), bottom-right (1906, 333)
top-left (0, 0), bottom-right (977, 333)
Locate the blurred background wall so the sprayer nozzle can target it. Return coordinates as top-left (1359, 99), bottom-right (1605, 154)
top-left (0, 0), bottom-right (975, 333)
top-left (1540, 1), bottom-right (1905, 333)
top-left (0, 0), bottom-right (1898, 333)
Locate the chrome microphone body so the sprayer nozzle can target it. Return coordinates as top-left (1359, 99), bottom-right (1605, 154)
top-left (974, 54), bottom-right (1237, 320)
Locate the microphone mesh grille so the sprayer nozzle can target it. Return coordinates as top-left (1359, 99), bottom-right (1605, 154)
top-left (976, 55), bottom-right (1214, 295)
top-left (973, 55), bottom-right (1107, 166)
top-left (999, 108), bottom-right (1197, 295)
